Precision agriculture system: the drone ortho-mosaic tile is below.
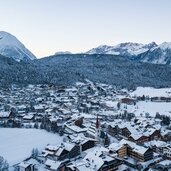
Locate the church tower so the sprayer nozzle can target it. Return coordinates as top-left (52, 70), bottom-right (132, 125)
top-left (95, 114), bottom-right (100, 143)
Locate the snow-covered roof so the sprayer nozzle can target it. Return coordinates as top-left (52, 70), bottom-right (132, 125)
top-left (45, 159), bottom-right (61, 170)
top-left (18, 162), bottom-right (31, 168)
top-left (110, 139), bottom-right (149, 155)
top-left (0, 111), bottom-right (10, 117)
top-left (23, 115), bottom-right (34, 120)
top-left (158, 159), bottom-right (171, 166)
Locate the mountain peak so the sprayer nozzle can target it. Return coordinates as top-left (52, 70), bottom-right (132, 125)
top-left (158, 42), bottom-right (171, 50)
top-left (0, 31), bottom-right (36, 61)
top-left (86, 41), bottom-right (171, 65)
top-left (0, 31), bottom-right (21, 46)
top-left (86, 42), bottom-right (156, 56)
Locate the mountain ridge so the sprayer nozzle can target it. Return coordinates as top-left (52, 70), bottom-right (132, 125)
top-left (86, 42), bottom-right (171, 65)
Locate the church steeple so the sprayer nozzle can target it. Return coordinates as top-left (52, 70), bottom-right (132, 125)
top-left (95, 114), bottom-right (100, 143)
top-left (96, 114), bottom-right (100, 129)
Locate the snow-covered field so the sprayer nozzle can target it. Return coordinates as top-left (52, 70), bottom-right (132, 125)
top-left (121, 101), bottom-right (171, 117)
top-left (0, 128), bottom-right (63, 166)
top-left (130, 87), bottom-right (171, 98)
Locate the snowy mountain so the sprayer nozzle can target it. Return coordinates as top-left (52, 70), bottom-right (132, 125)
top-left (86, 42), bottom-right (157, 57)
top-left (86, 42), bottom-right (171, 65)
top-left (55, 51), bottom-right (72, 55)
top-left (139, 42), bottom-right (171, 65)
top-left (0, 31), bottom-right (36, 62)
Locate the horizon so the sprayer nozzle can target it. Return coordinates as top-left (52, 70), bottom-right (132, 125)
top-left (0, 0), bottom-right (171, 58)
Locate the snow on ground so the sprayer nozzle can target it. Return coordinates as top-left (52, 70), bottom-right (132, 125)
top-left (130, 87), bottom-right (171, 98)
top-left (0, 128), bottom-right (63, 166)
top-left (121, 101), bottom-right (171, 117)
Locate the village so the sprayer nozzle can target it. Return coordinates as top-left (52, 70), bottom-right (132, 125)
top-left (0, 80), bottom-right (171, 171)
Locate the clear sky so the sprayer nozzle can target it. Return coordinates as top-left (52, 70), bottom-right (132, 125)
top-left (0, 0), bottom-right (171, 58)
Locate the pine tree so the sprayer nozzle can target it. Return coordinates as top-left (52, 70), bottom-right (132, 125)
top-left (117, 102), bottom-right (121, 110)
top-left (104, 133), bottom-right (110, 147)
top-left (0, 156), bottom-right (9, 171)
top-left (34, 122), bottom-right (39, 129)
top-left (51, 121), bottom-right (58, 133)
top-left (31, 148), bottom-right (39, 158)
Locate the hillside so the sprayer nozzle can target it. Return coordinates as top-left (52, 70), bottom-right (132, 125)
top-left (0, 54), bottom-right (171, 88)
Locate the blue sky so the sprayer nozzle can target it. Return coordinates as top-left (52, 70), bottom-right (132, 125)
top-left (0, 0), bottom-right (171, 57)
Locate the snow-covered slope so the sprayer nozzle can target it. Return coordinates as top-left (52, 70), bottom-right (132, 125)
top-left (86, 42), bottom-right (157, 57)
top-left (140, 42), bottom-right (171, 65)
top-left (0, 31), bottom-right (36, 61)
top-left (86, 42), bottom-right (171, 65)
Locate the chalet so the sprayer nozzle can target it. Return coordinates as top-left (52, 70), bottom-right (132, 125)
top-left (108, 121), bottom-right (162, 144)
top-left (109, 139), bottom-right (153, 162)
top-left (155, 160), bottom-right (171, 170)
top-left (101, 101), bottom-right (118, 110)
top-left (45, 159), bottom-right (63, 171)
top-left (128, 134), bottom-right (149, 144)
top-left (67, 134), bottom-right (96, 152)
top-left (56, 143), bottom-right (80, 161)
top-left (18, 162), bottom-right (35, 171)
top-left (23, 115), bottom-right (35, 123)
top-left (108, 124), bottom-right (120, 137)
top-left (148, 129), bottom-right (162, 141)
top-left (121, 127), bottom-right (132, 138)
top-left (17, 105), bottom-right (27, 112)
top-left (162, 131), bottom-right (171, 141)
top-left (43, 142), bottom-right (80, 161)
top-left (64, 124), bottom-right (87, 134)
top-left (0, 111), bottom-right (13, 121)
top-left (144, 140), bottom-right (167, 155)
top-left (121, 98), bottom-right (135, 105)
top-left (66, 148), bottom-right (122, 171)
top-left (163, 146), bottom-right (171, 159)
top-left (81, 139), bottom-right (96, 151)
top-left (33, 105), bottom-right (45, 113)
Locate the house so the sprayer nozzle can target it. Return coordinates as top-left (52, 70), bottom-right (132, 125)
top-left (108, 121), bottom-right (162, 144)
top-left (155, 160), bottom-right (171, 170)
top-left (33, 105), bottom-right (45, 113)
top-left (148, 129), bottom-right (162, 141)
top-left (121, 127), bottom-right (132, 138)
top-left (108, 124), bottom-right (119, 137)
top-left (0, 111), bottom-right (13, 121)
top-left (109, 139), bottom-right (153, 162)
top-left (43, 142), bottom-right (80, 161)
top-left (67, 134), bottom-right (96, 152)
top-left (163, 146), bottom-right (171, 159)
top-left (129, 134), bottom-right (149, 144)
top-left (45, 159), bottom-right (63, 171)
top-left (162, 131), bottom-right (171, 141)
top-left (18, 162), bottom-right (35, 171)
top-left (23, 115), bottom-right (35, 123)
top-left (55, 143), bottom-right (80, 160)
top-left (66, 147), bottom-right (122, 171)
top-left (64, 124), bottom-right (87, 134)
top-left (121, 98), bottom-right (135, 105)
